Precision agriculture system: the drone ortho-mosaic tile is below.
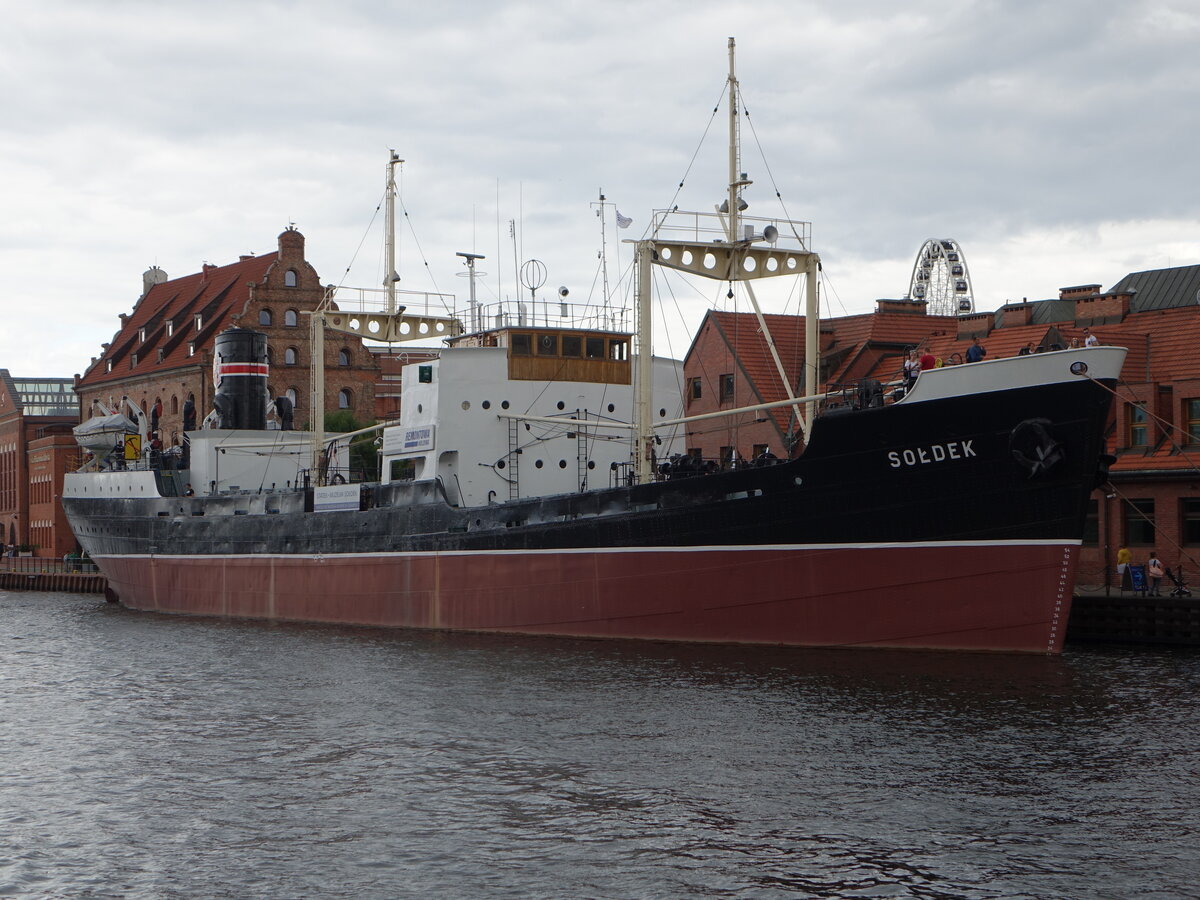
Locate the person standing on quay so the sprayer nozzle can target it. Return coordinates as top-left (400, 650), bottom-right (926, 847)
top-left (1147, 552), bottom-right (1165, 597)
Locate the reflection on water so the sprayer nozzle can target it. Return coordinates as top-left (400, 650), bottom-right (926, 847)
top-left (2, 590), bottom-right (1198, 899)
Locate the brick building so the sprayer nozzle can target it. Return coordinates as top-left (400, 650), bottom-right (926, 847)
top-left (75, 227), bottom-right (380, 442)
top-left (0, 372), bottom-right (79, 557)
top-left (682, 263), bottom-right (1200, 593)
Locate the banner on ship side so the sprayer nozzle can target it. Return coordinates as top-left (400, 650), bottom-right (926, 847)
top-left (382, 424), bottom-right (435, 455)
top-left (314, 483), bottom-right (360, 513)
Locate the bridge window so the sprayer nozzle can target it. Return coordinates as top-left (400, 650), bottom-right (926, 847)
top-left (585, 337), bottom-right (604, 359)
top-left (608, 339), bottom-right (628, 361)
top-left (537, 333), bottom-right (558, 356)
top-left (511, 333), bottom-right (532, 356)
top-left (562, 335), bottom-right (582, 357)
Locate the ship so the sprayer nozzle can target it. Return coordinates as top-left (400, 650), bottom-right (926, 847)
top-left (61, 41), bottom-right (1125, 653)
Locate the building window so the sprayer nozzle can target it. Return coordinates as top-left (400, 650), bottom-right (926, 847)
top-left (285, 388), bottom-right (297, 408)
top-left (105, 360), bottom-right (113, 373)
top-left (285, 309), bottom-right (299, 327)
top-left (130, 353), bottom-right (138, 368)
top-left (259, 309), bottom-right (273, 326)
top-left (188, 342), bottom-right (195, 357)
top-left (338, 349), bottom-right (350, 366)
top-left (1083, 498), bottom-right (1099, 545)
top-left (338, 389), bottom-right (351, 409)
top-left (285, 269), bottom-right (298, 287)
top-left (1124, 498), bottom-right (1155, 546)
top-left (1128, 402), bottom-right (1148, 447)
top-left (166, 320), bottom-right (174, 337)
top-left (285, 347), bottom-right (298, 366)
top-left (719, 373), bottom-right (734, 403)
top-left (1183, 498), bottom-right (1200, 544)
top-left (719, 446), bottom-right (733, 468)
top-left (194, 314), bottom-right (203, 331)
top-left (689, 377), bottom-right (702, 401)
top-left (1186, 400), bottom-right (1200, 444)
top-left (752, 443), bottom-right (768, 459)
top-left (171, 395), bottom-right (179, 414)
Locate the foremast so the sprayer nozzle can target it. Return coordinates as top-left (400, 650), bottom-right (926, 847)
top-left (631, 37), bottom-right (821, 483)
top-left (307, 151), bottom-right (463, 482)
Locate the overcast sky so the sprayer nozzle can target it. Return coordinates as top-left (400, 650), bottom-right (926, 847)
top-left (3, 0), bottom-right (1197, 378)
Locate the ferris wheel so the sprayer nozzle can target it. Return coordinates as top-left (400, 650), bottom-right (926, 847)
top-left (907, 239), bottom-right (974, 316)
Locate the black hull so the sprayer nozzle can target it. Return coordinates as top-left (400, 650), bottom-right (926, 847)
top-left (65, 378), bottom-right (1114, 557)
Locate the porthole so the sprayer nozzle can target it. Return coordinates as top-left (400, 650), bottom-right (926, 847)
top-left (659, 408), bottom-right (666, 417)
top-left (417, 404), bottom-right (423, 414)
top-left (607, 403), bottom-right (615, 413)
top-left (501, 400), bottom-right (510, 410)
top-left (497, 460), bottom-right (506, 470)
top-left (482, 400), bottom-right (491, 410)
top-left (461, 401), bottom-right (470, 411)
top-left (558, 460), bottom-right (567, 468)
top-left (587, 461), bottom-right (595, 470)
top-left (535, 460), bottom-right (544, 468)
top-left (557, 401), bottom-right (565, 410)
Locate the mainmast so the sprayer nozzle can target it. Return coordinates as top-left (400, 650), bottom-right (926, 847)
top-left (631, 37), bottom-right (822, 484)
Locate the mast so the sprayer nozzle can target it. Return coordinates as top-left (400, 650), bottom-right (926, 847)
top-left (385, 151), bottom-right (403, 315)
top-left (632, 38), bottom-right (822, 481)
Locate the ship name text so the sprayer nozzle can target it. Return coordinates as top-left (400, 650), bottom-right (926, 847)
top-left (887, 440), bottom-right (976, 468)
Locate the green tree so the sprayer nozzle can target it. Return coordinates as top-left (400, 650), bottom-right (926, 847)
top-left (324, 410), bottom-right (379, 481)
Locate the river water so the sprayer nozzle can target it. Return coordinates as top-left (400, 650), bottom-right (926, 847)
top-left (1, 590), bottom-right (1197, 900)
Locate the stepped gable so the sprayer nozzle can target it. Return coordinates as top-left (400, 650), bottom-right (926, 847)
top-left (78, 252), bottom-right (277, 388)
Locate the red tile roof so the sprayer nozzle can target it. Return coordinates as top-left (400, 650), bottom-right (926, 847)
top-left (78, 253), bottom-right (278, 388)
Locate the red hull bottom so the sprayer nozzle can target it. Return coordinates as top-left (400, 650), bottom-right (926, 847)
top-left (97, 542), bottom-right (1078, 653)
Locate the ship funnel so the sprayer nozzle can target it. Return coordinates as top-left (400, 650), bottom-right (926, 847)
top-left (213, 328), bottom-right (269, 430)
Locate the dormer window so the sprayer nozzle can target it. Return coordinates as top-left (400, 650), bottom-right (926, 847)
top-left (138, 328), bottom-right (146, 342)
top-left (187, 342), bottom-right (195, 358)
top-left (130, 353), bottom-right (138, 368)
top-left (157, 349), bottom-right (165, 362)
top-left (166, 320), bottom-right (174, 337)
top-left (285, 269), bottom-right (298, 287)
top-left (194, 314), bottom-right (203, 331)
top-left (105, 360), bottom-right (113, 373)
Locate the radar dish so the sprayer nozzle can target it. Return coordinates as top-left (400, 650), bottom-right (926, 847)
top-left (907, 239), bottom-right (974, 316)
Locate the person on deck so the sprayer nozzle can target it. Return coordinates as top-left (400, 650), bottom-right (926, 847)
top-left (1084, 328), bottom-right (1099, 347)
top-left (919, 348), bottom-right (936, 374)
top-left (966, 337), bottom-right (987, 363)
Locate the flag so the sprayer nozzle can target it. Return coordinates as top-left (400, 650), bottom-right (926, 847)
top-left (615, 209), bottom-right (632, 229)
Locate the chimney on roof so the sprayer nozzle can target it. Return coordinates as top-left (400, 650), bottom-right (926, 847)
top-left (142, 266), bottom-right (167, 297)
top-left (239, 253), bottom-right (255, 261)
top-left (956, 311), bottom-right (994, 340)
top-left (999, 302), bottom-right (1033, 328)
top-left (876, 298), bottom-right (928, 315)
